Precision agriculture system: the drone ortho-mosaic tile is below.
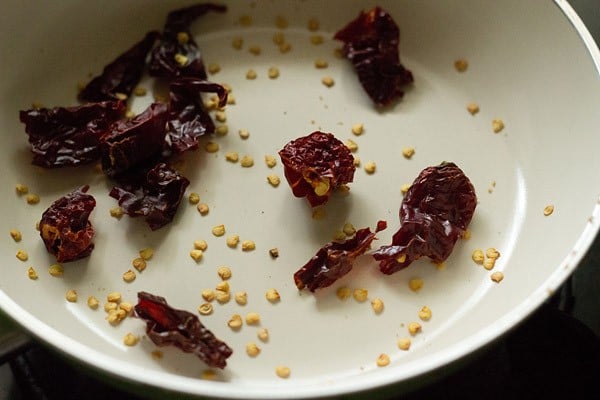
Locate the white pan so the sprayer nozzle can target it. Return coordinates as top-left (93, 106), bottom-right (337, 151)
top-left (0, 1), bottom-right (599, 398)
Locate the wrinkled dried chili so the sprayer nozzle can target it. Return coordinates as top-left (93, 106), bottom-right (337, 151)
top-left (19, 101), bottom-right (125, 168)
top-left (39, 186), bottom-right (96, 263)
top-left (294, 221), bottom-right (387, 291)
top-left (149, 3), bottom-right (227, 79)
top-left (373, 162), bottom-right (476, 274)
top-left (334, 6), bottom-right (413, 107)
top-left (78, 31), bottom-right (160, 102)
top-left (279, 131), bottom-right (355, 207)
top-left (135, 291), bottom-right (232, 368)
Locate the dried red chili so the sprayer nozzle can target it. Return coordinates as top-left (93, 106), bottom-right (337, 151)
top-left (294, 220), bottom-right (387, 291)
top-left (149, 3), bottom-right (227, 80)
top-left (39, 186), bottom-right (96, 263)
top-left (135, 291), bottom-right (232, 369)
top-left (109, 162), bottom-right (190, 230)
top-left (334, 6), bottom-right (413, 107)
top-left (167, 77), bottom-right (228, 154)
top-left (19, 101), bottom-right (125, 168)
top-left (99, 102), bottom-right (168, 178)
top-left (278, 131), bottom-right (355, 207)
top-left (373, 162), bottom-right (477, 274)
top-left (78, 31), bottom-right (160, 103)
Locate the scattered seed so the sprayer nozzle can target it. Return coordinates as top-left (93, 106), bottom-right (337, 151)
top-left (257, 328), bottom-right (269, 342)
top-left (268, 67), bottom-right (280, 79)
top-left (245, 312), bottom-right (260, 325)
top-left (123, 333), bottom-right (139, 346)
top-left (264, 155), bottom-right (277, 168)
top-left (190, 249), bottom-right (204, 261)
top-left (188, 192), bottom-right (200, 204)
top-left (471, 249), bottom-right (485, 264)
top-left (235, 291), bottom-right (248, 305)
top-left (278, 42), bottom-right (292, 53)
top-left (486, 248), bottom-right (501, 259)
top-left (275, 15), bottom-right (288, 29)
top-left (240, 155), bottom-right (254, 167)
top-left (65, 289), bottom-right (78, 302)
top-left (238, 129), bottom-right (250, 139)
top-left (228, 314), bottom-right (243, 330)
top-left (207, 63), bottom-right (221, 75)
top-left (408, 322), bottom-right (422, 336)
top-left (48, 264), bottom-right (64, 277)
top-left (364, 161), bottom-right (376, 174)
top-left (232, 37), bottom-right (244, 49)
top-left (333, 230), bottom-right (346, 241)
top-left (9, 229), bottom-right (22, 242)
top-left (104, 302), bottom-right (118, 313)
top-left (198, 303), bottom-right (213, 315)
top-left (225, 152), bottom-right (239, 162)
top-left (215, 290), bottom-right (231, 304)
top-left (174, 53), bottom-right (189, 67)
top-left (408, 278), bottom-right (424, 292)
top-left (87, 296), bottom-right (99, 309)
top-left (321, 76), bottom-right (335, 87)
top-left (351, 123), bottom-right (364, 136)
top-left (212, 224), bottom-right (226, 237)
top-left (402, 147), bottom-right (415, 159)
top-left (467, 102), bottom-right (480, 115)
top-left (273, 32), bottom-right (285, 45)
top-left (246, 69), bottom-right (257, 80)
top-left (307, 18), bottom-right (320, 31)
top-left (242, 240), bottom-right (256, 251)
top-left (345, 139), bottom-right (358, 152)
top-left (314, 58), bottom-right (328, 69)
top-left (197, 203), bottom-right (209, 215)
top-left (269, 248), bottom-right (279, 258)
top-left (204, 141), bottom-right (220, 153)
top-left (226, 234), bottom-right (240, 248)
top-left (353, 288), bottom-right (368, 302)
top-left (397, 338), bottom-right (411, 351)
top-left (265, 288), bottom-right (280, 303)
top-left (215, 124), bottom-right (229, 136)
top-left (202, 289), bottom-right (215, 302)
top-left (418, 306), bottom-right (432, 321)
top-left (217, 266), bottom-right (232, 280)
top-left (194, 240), bottom-right (208, 251)
top-left (462, 229), bottom-right (472, 240)
top-left (120, 302), bottom-right (133, 314)
top-left (310, 34), bottom-right (324, 45)
top-left (376, 353), bottom-right (390, 367)
top-left (27, 266), bottom-right (38, 280)
top-left (107, 292), bottom-right (121, 303)
top-left (248, 45), bottom-right (261, 55)
top-left (122, 269), bottom-right (136, 283)
top-left (215, 280), bottom-right (230, 293)
top-left (15, 250), bottom-right (28, 262)
top-left (312, 207), bottom-right (326, 220)
top-left (342, 223), bottom-right (356, 236)
top-left (267, 174), bottom-right (281, 187)
top-left (336, 287), bottom-right (351, 300)
top-left (275, 365), bottom-right (291, 378)
top-left (371, 298), bottom-right (384, 314)
top-left (543, 205), bottom-right (555, 216)
top-left (15, 184), bottom-right (29, 195)
top-left (454, 59), bottom-right (468, 72)
top-left (492, 119), bottom-right (505, 133)
top-left (400, 184), bottom-right (411, 195)
top-left (109, 207), bottom-right (124, 218)
top-left (491, 271), bottom-right (504, 283)
top-left (26, 194), bottom-right (40, 205)
top-left (246, 342), bottom-right (261, 357)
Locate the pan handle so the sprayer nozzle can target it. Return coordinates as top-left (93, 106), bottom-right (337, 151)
top-left (0, 312), bottom-right (31, 365)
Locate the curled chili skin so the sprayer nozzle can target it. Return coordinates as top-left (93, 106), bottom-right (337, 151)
top-left (19, 101), bottom-right (125, 168)
top-left (167, 77), bottom-right (228, 153)
top-left (373, 162), bottom-right (477, 274)
top-left (109, 162), bottom-right (190, 230)
top-left (78, 31), bottom-right (160, 103)
top-left (135, 291), bottom-right (233, 369)
top-left (99, 102), bottom-right (168, 178)
top-left (39, 186), bottom-right (96, 263)
top-left (334, 6), bottom-right (413, 107)
top-left (149, 3), bottom-right (227, 79)
top-left (294, 221), bottom-right (387, 291)
top-left (278, 131), bottom-right (355, 207)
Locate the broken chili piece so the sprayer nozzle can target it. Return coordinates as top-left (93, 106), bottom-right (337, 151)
top-left (135, 291), bottom-right (232, 369)
top-left (109, 162), bottom-right (189, 230)
top-left (279, 131), bottom-right (355, 207)
top-left (19, 101), bottom-right (125, 168)
top-left (334, 6), bottom-right (413, 107)
top-left (167, 77), bottom-right (228, 154)
top-left (294, 220), bottom-right (387, 291)
top-left (78, 31), bottom-right (160, 103)
top-left (373, 162), bottom-right (477, 274)
top-left (99, 102), bottom-right (168, 178)
top-left (149, 3), bottom-right (227, 80)
top-left (39, 186), bottom-right (96, 263)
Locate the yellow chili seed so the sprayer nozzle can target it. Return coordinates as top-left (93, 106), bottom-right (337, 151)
top-left (235, 291), bottom-right (248, 305)
top-left (275, 366), bottom-right (291, 378)
top-left (194, 240), bottom-right (208, 251)
top-left (190, 249), bottom-right (203, 261)
top-left (225, 152), bottom-right (239, 162)
top-left (123, 333), bottom-right (139, 346)
top-left (275, 15), bottom-right (288, 29)
top-left (353, 288), bottom-right (368, 302)
top-left (314, 58), bottom-right (328, 69)
top-left (48, 263), bottom-right (64, 277)
top-left (418, 306), bottom-right (432, 321)
top-left (268, 67), bottom-right (280, 79)
top-left (257, 328), bottom-right (269, 342)
top-left (408, 278), bottom-right (424, 292)
top-left (336, 287), bottom-right (351, 300)
top-left (120, 302), bottom-right (133, 314)
top-left (122, 269), bottom-right (136, 283)
top-left (241, 240), bottom-right (256, 251)
top-left (248, 45), bottom-right (261, 55)
top-left (215, 281), bottom-right (230, 293)
top-left (15, 184), bottom-right (28, 195)
top-left (245, 312), bottom-right (260, 325)
top-left (228, 314), bottom-right (243, 330)
top-left (132, 257), bottom-right (147, 272)
top-left (197, 203), bottom-right (209, 215)
top-left (231, 37), bottom-right (243, 49)
top-left (240, 155), bottom-right (254, 167)
top-left (26, 194), bottom-right (40, 204)
top-left (204, 141), bottom-right (220, 153)
top-left (9, 229), bottom-right (22, 242)
top-left (212, 224), bottom-right (226, 237)
top-left (491, 271), bottom-right (504, 283)
top-left (246, 69), bottom-right (257, 80)
top-left (215, 290), bottom-right (230, 304)
top-left (342, 223), bottom-right (356, 236)
top-left (492, 119), bottom-right (505, 133)
top-left (188, 192), bottom-right (201, 204)
top-left (265, 288), bottom-right (280, 303)
top-left (371, 298), bottom-right (384, 314)
top-left (401, 183), bottom-right (411, 195)
top-left (471, 249), bottom-right (485, 264)
top-left (321, 76), bottom-right (335, 87)
top-left (104, 301), bottom-right (118, 313)
top-left (202, 289), bottom-right (215, 302)
top-left (246, 342), bottom-right (261, 357)
top-left (364, 161), bottom-right (376, 174)
top-left (269, 248), bottom-right (279, 258)
top-left (87, 296), bottom-right (99, 309)
top-left (408, 322), bottom-right (422, 336)
top-left (273, 32), bottom-right (285, 45)
top-left (467, 102), bottom-right (480, 115)
top-left (351, 123), bottom-right (364, 136)
top-left (544, 205), bottom-right (555, 216)
top-left (109, 206), bottom-right (124, 218)
top-left (486, 248), bottom-right (501, 259)
top-left (376, 353), bottom-right (390, 367)
top-left (345, 139), bottom-right (358, 152)
top-left (264, 155), bottom-right (277, 168)
top-left (217, 266), bottom-right (232, 280)
top-left (278, 42), bottom-right (292, 53)
top-left (238, 129), bottom-right (250, 139)
top-left (226, 234), bottom-right (240, 248)
top-left (215, 124), bottom-right (228, 136)
top-left (267, 175), bottom-right (281, 187)
top-left (454, 59), bottom-right (468, 72)
top-left (397, 338), bottom-right (411, 351)
top-left (307, 18), bottom-right (320, 31)
top-left (27, 266), bottom-right (38, 280)
top-left (402, 147), bottom-right (415, 159)
top-left (310, 34), bottom-right (324, 45)
top-left (198, 303), bottom-right (213, 315)
top-left (207, 63), bottom-right (221, 75)
top-left (107, 292), bottom-right (121, 303)
top-left (65, 289), bottom-right (78, 302)
top-left (15, 250), bottom-right (28, 261)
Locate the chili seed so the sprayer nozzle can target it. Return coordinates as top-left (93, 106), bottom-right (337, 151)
top-left (246, 69), bottom-right (257, 80)
top-left (228, 314), bottom-right (243, 330)
top-left (217, 266), bottom-right (232, 280)
top-left (408, 322), bottom-right (422, 336)
top-left (48, 264), bottom-right (64, 277)
top-left (402, 147), bottom-right (415, 159)
top-left (491, 271), bottom-right (504, 283)
top-left (246, 342), bottom-right (261, 357)
top-left (188, 192), bottom-right (200, 204)
top-left (197, 203), bottom-right (209, 215)
top-left (123, 333), bottom-right (139, 346)
top-left (364, 161), bottom-right (376, 174)
top-left (122, 269), bottom-right (136, 283)
top-left (471, 249), bottom-right (485, 264)
top-left (241, 240), bottom-right (256, 251)
top-left (132, 257), bottom-right (147, 272)
top-left (397, 338), bottom-right (411, 351)
top-left (264, 155), bottom-right (277, 168)
top-left (194, 240), bottom-right (208, 251)
top-left (418, 306), bottom-right (432, 321)
top-left (267, 175), bottom-right (280, 187)
top-left (245, 312), bottom-right (260, 325)
top-left (212, 224), bottom-right (226, 237)
top-left (275, 365), bottom-right (291, 378)
top-left (336, 287), bottom-right (351, 300)
top-left (454, 59), bottom-right (468, 72)
top-left (87, 296), bottom-right (99, 309)
top-left (351, 123), bottom-right (364, 136)
top-left (27, 266), bottom-right (38, 280)
top-left (321, 76), bottom-right (335, 87)
top-left (190, 249), bottom-right (203, 261)
top-left (265, 288), bottom-right (280, 303)
top-left (15, 184), bottom-right (28, 195)
top-left (376, 353), bottom-right (390, 367)
top-left (371, 298), bottom-right (384, 314)
top-left (408, 278), bottom-right (423, 292)
top-left (492, 119), bottom-right (505, 133)
top-left (226, 234), bottom-right (240, 248)
top-left (257, 328), bottom-right (269, 342)
top-left (353, 288), bottom-right (368, 302)
top-left (467, 102), bottom-right (480, 115)
top-left (109, 207), bottom-right (124, 218)
top-left (235, 291), bottom-right (248, 305)
top-left (65, 289), bottom-right (78, 302)
top-left (232, 37), bottom-right (243, 49)
top-left (202, 289), bottom-right (215, 302)
top-left (198, 303), bottom-right (213, 315)
top-left (314, 58), bottom-right (328, 69)
top-left (240, 155), bottom-right (254, 167)
top-left (225, 151), bottom-right (239, 162)
top-left (544, 205), bottom-right (555, 216)
top-left (15, 250), bottom-right (28, 262)
top-left (268, 67), bottom-right (280, 79)
top-left (9, 229), bottom-right (22, 242)
top-left (269, 248), bottom-right (279, 258)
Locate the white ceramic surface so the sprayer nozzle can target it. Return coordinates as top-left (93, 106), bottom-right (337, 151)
top-left (0, 1), bottom-right (599, 398)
